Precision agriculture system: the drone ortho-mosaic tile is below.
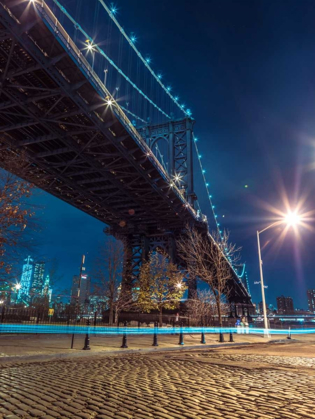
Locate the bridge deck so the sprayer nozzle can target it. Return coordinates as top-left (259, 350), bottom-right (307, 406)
top-left (0, 0), bottom-right (251, 303)
top-left (0, 0), bottom-right (197, 236)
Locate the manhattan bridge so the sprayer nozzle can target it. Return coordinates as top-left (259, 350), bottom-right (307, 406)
top-left (0, 0), bottom-right (253, 315)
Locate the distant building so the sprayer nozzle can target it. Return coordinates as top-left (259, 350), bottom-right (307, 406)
top-left (89, 295), bottom-right (107, 313)
top-left (307, 290), bottom-right (315, 313)
top-left (18, 256), bottom-right (34, 302)
top-left (30, 262), bottom-right (45, 297)
top-left (42, 274), bottom-right (52, 303)
top-left (71, 274), bottom-right (90, 306)
top-left (277, 295), bottom-right (294, 314)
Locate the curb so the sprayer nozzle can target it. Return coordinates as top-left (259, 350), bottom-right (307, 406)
top-left (0, 342), bottom-right (252, 364)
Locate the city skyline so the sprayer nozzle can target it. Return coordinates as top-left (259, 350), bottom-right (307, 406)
top-left (17, 256), bottom-right (52, 306)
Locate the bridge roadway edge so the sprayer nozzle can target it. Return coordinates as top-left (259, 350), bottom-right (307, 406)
top-left (0, 0), bottom-right (252, 309)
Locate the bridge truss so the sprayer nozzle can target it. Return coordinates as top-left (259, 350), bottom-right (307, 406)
top-left (0, 0), bottom-right (253, 315)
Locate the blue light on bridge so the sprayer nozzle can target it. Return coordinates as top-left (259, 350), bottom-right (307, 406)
top-left (175, 96), bottom-right (179, 101)
top-left (206, 183), bottom-right (209, 187)
top-left (202, 169), bottom-right (206, 174)
top-left (146, 57), bottom-right (151, 64)
top-left (194, 137), bottom-right (198, 142)
top-left (130, 35), bottom-right (137, 43)
top-left (167, 86), bottom-right (171, 91)
top-left (157, 74), bottom-right (162, 79)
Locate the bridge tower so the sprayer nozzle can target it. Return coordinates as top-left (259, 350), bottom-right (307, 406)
top-left (143, 117), bottom-right (197, 206)
top-left (118, 117), bottom-right (198, 295)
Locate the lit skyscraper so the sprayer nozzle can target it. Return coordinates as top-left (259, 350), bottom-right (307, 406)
top-left (71, 255), bottom-right (90, 307)
top-left (71, 274), bottom-right (90, 305)
top-left (30, 262), bottom-right (45, 297)
top-left (18, 256), bottom-right (34, 301)
top-left (42, 274), bottom-right (52, 303)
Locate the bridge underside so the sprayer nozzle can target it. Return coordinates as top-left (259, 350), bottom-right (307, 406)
top-left (0, 0), bottom-right (253, 309)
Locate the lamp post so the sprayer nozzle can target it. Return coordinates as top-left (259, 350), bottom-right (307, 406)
top-left (257, 211), bottom-right (300, 336)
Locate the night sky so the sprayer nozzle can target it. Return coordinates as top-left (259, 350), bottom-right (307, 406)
top-left (27, 0), bottom-right (315, 308)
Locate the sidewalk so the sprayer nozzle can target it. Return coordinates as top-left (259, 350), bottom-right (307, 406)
top-left (0, 331), bottom-right (298, 363)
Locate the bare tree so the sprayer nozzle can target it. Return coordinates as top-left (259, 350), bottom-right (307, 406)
top-left (93, 237), bottom-right (126, 325)
top-left (186, 289), bottom-right (217, 326)
top-left (186, 288), bottom-right (230, 326)
top-left (177, 228), bottom-right (240, 327)
top-left (0, 151), bottom-right (38, 280)
top-left (135, 252), bottom-right (186, 326)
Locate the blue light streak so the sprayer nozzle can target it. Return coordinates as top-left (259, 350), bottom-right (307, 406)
top-left (0, 324), bottom-right (314, 336)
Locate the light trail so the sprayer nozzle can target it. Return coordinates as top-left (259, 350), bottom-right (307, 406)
top-left (0, 324), bottom-right (314, 336)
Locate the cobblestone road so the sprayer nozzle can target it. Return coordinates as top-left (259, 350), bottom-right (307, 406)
top-left (1, 350), bottom-right (315, 419)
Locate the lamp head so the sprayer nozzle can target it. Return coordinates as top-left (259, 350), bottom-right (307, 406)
top-left (285, 211), bottom-right (301, 226)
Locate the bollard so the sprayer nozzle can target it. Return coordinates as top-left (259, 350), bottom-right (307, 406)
top-left (83, 318), bottom-right (91, 350)
top-left (71, 332), bottom-right (75, 349)
top-left (152, 321), bottom-right (159, 347)
top-left (1, 305), bottom-right (5, 323)
top-left (200, 331), bottom-right (206, 344)
top-left (229, 331), bottom-right (234, 342)
top-left (287, 326), bottom-right (291, 340)
top-left (219, 332), bottom-right (224, 343)
top-left (178, 322), bottom-right (184, 345)
top-left (121, 321), bottom-right (128, 348)
top-left (138, 320), bottom-right (141, 329)
top-left (94, 312), bottom-right (97, 327)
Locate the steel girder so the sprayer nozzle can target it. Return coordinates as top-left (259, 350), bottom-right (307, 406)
top-left (0, 0), bottom-right (253, 306)
top-left (0, 0), bottom-right (194, 234)
top-left (141, 118), bottom-right (197, 206)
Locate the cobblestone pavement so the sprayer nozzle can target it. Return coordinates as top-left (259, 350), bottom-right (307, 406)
top-left (1, 349), bottom-right (315, 419)
top-left (200, 353), bottom-right (315, 368)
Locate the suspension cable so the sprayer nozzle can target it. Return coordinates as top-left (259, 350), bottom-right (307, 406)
top-left (51, 0), bottom-right (171, 119)
top-left (97, 0), bottom-right (190, 118)
top-left (193, 134), bottom-right (222, 239)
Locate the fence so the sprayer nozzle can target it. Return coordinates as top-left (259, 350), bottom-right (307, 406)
top-left (0, 306), bottom-right (237, 328)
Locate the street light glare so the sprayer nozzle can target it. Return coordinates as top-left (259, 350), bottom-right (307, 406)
top-left (285, 211), bottom-right (300, 226)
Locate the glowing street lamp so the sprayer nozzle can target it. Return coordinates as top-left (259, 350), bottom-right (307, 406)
top-left (257, 210), bottom-right (301, 336)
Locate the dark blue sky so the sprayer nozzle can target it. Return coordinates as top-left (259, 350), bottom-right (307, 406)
top-left (28, 0), bottom-right (315, 308)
